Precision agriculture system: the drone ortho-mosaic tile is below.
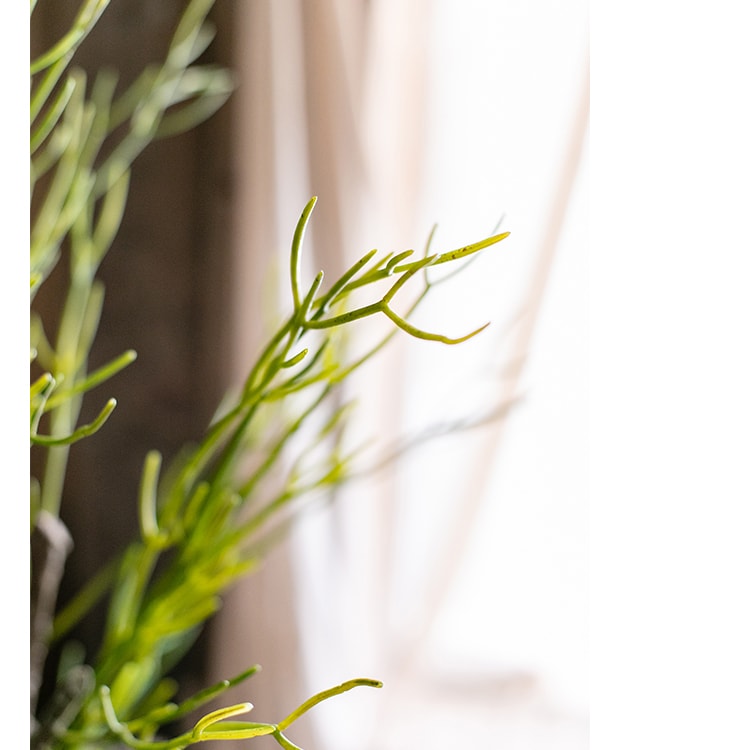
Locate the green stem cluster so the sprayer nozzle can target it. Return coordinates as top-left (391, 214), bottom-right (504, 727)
top-left (99, 678), bottom-right (382, 750)
top-left (46, 196), bottom-right (507, 747)
top-left (30, 0), bottom-right (233, 520)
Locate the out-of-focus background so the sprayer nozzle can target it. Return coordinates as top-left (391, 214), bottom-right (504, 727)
top-left (29, 1), bottom-right (588, 748)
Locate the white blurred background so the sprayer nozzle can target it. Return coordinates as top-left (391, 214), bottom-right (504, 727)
top-left (213, 1), bottom-right (589, 748)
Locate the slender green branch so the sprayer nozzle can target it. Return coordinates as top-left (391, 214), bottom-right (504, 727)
top-left (428, 230), bottom-right (510, 267)
top-left (196, 723), bottom-right (277, 742)
top-left (30, 0), bottom-right (111, 75)
top-left (281, 348), bottom-right (309, 368)
top-left (277, 678), bottom-right (383, 731)
top-left (314, 248), bottom-right (378, 316)
top-left (290, 196), bottom-right (318, 309)
top-left (145, 666), bottom-right (261, 727)
top-left (192, 703), bottom-right (255, 736)
top-left (138, 451), bottom-right (167, 546)
top-left (31, 397), bottom-right (117, 446)
top-left (302, 301), bottom-right (383, 331)
top-left (44, 349), bottom-right (136, 411)
top-left (30, 76), bottom-right (76, 153)
top-left (296, 270), bottom-right (325, 325)
top-left (30, 55), bottom-right (74, 123)
top-left (30, 373), bottom-right (56, 435)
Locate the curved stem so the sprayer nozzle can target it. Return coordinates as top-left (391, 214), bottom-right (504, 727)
top-left (290, 196), bottom-right (317, 310)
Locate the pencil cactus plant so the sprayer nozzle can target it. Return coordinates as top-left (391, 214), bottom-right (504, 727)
top-left (29, 1), bottom-right (510, 748)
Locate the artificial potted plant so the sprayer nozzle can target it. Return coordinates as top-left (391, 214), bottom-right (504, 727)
top-left (30, 2), bottom-right (510, 747)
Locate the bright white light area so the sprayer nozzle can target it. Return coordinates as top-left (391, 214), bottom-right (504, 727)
top-left (395, 0), bottom-right (589, 716)
top-left (292, 1), bottom-right (589, 747)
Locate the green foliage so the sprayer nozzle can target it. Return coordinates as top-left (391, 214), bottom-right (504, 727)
top-left (30, 0), bottom-right (233, 523)
top-left (30, 1), bottom-right (509, 748)
top-left (97, 677), bottom-right (383, 750)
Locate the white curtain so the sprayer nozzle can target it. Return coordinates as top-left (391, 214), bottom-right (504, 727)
top-left (210, 2), bottom-right (589, 748)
